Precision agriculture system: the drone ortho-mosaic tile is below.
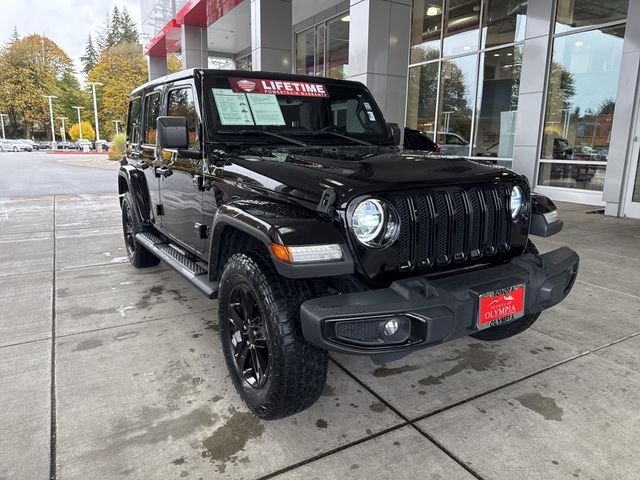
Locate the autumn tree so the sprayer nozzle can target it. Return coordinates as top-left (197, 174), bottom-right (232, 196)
top-left (87, 42), bottom-right (148, 139)
top-left (69, 121), bottom-right (96, 141)
top-left (0, 34), bottom-right (75, 138)
top-left (168, 54), bottom-right (182, 74)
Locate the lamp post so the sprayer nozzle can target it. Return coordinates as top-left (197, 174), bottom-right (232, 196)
top-left (72, 106), bottom-right (85, 141)
top-left (112, 120), bottom-right (121, 136)
top-left (57, 116), bottom-right (68, 143)
top-left (43, 95), bottom-right (58, 144)
top-left (0, 113), bottom-right (8, 139)
top-left (87, 82), bottom-right (103, 142)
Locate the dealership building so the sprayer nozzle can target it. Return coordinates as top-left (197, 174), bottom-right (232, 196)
top-left (140, 0), bottom-right (640, 218)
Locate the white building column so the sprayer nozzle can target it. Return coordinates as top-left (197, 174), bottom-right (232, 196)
top-left (148, 55), bottom-right (168, 81)
top-left (511, 0), bottom-right (554, 185)
top-left (346, 0), bottom-right (412, 128)
top-left (602, 8), bottom-right (640, 216)
top-left (181, 24), bottom-right (209, 69)
top-left (250, 0), bottom-right (293, 72)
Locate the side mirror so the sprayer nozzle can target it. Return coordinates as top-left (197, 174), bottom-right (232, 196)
top-left (157, 116), bottom-right (188, 149)
top-left (388, 122), bottom-right (401, 145)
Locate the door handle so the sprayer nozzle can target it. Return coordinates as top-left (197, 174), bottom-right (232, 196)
top-left (155, 166), bottom-right (173, 178)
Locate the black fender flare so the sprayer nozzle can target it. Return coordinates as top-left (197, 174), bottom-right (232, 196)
top-left (208, 202), bottom-right (354, 280)
top-left (118, 165), bottom-right (152, 223)
top-left (530, 193), bottom-right (563, 237)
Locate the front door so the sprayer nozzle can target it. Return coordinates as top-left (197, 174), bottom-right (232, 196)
top-left (141, 90), bottom-right (163, 226)
top-left (159, 85), bottom-right (205, 252)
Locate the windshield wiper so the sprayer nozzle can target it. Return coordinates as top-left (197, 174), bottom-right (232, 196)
top-left (218, 129), bottom-right (308, 147)
top-left (293, 127), bottom-right (373, 146)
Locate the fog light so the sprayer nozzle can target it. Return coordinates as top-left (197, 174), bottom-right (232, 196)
top-left (379, 316), bottom-right (411, 344)
top-left (383, 319), bottom-right (399, 336)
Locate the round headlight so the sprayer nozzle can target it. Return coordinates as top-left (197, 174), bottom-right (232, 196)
top-left (351, 199), bottom-right (400, 248)
top-left (510, 186), bottom-right (524, 219)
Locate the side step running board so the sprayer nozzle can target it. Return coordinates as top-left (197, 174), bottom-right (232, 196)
top-left (136, 232), bottom-right (219, 299)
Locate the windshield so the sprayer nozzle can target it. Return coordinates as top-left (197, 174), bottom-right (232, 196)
top-left (204, 74), bottom-right (393, 147)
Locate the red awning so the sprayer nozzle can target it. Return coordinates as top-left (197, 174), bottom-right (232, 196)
top-left (144, 19), bottom-right (181, 57)
top-left (145, 0), bottom-right (243, 56)
top-left (176, 0), bottom-right (243, 28)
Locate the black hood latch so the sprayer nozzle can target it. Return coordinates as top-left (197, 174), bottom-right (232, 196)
top-left (317, 188), bottom-right (337, 217)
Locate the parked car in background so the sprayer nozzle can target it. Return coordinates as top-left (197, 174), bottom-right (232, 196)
top-left (435, 131), bottom-right (470, 156)
top-left (20, 139), bottom-right (39, 150)
top-left (76, 139), bottom-right (93, 151)
top-left (7, 140), bottom-right (31, 152)
top-left (38, 141), bottom-right (52, 150)
top-left (58, 141), bottom-right (76, 150)
top-left (0, 139), bottom-right (12, 152)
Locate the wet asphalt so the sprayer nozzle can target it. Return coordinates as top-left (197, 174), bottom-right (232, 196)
top-left (0, 151), bottom-right (117, 197)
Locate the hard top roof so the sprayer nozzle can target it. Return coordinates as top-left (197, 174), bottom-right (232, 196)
top-left (130, 68), bottom-right (366, 97)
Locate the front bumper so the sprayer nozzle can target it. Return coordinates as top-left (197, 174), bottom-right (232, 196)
top-left (300, 247), bottom-right (579, 356)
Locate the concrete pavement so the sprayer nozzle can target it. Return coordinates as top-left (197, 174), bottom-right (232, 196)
top-left (1, 194), bottom-right (639, 479)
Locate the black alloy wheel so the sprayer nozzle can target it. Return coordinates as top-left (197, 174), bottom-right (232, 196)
top-left (226, 283), bottom-right (270, 388)
top-left (122, 201), bottom-right (136, 258)
top-left (120, 192), bottom-right (160, 268)
top-left (218, 252), bottom-right (328, 419)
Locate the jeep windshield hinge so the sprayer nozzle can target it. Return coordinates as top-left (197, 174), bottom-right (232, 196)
top-left (317, 188), bottom-right (337, 217)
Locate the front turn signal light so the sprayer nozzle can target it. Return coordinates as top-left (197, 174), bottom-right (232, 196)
top-left (270, 244), bottom-right (343, 264)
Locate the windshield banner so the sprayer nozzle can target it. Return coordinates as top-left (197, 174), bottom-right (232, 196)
top-left (229, 77), bottom-right (329, 98)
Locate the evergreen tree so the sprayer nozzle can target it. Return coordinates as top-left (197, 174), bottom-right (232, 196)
top-left (96, 11), bottom-right (111, 51)
top-left (121, 7), bottom-right (139, 43)
top-left (80, 34), bottom-right (99, 75)
top-left (9, 26), bottom-right (19, 45)
top-left (106, 6), bottom-right (122, 47)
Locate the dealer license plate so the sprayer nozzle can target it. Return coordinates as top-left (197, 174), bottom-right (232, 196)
top-left (477, 284), bottom-right (525, 330)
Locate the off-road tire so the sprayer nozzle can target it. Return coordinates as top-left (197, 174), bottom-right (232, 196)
top-left (218, 252), bottom-right (328, 420)
top-left (121, 192), bottom-right (160, 268)
top-left (470, 240), bottom-right (541, 341)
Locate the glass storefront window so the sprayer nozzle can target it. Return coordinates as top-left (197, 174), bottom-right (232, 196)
top-left (481, 0), bottom-right (527, 49)
top-left (327, 16), bottom-right (350, 79)
top-left (235, 55), bottom-right (252, 71)
top-left (295, 29), bottom-right (315, 76)
top-left (295, 13), bottom-right (349, 79)
top-left (437, 54), bottom-right (476, 155)
top-left (410, 0), bottom-right (444, 64)
top-left (473, 45), bottom-right (521, 157)
top-left (406, 0), bottom-right (526, 160)
top-left (556, 0), bottom-right (629, 34)
top-left (406, 62), bottom-right (439, 136)
top-left (538, 163), bottom-right (607, 191)
top-left (443, 0), bottom-right (480, 57)
top-left (541, 26), bottom-right (625, 162)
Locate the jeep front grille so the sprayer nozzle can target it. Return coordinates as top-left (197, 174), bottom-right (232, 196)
top-left (388, 185), bottom-right (512, 271)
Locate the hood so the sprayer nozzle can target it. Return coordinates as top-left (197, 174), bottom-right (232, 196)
top-left (221, 147), bottom-right (525, 208)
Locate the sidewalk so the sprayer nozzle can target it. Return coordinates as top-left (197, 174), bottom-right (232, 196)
top-left (0, 195), bottom-right (639, 479)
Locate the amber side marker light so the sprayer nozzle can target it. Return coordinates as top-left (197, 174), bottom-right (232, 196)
top-left (270, 244), bottom-right (343, 264)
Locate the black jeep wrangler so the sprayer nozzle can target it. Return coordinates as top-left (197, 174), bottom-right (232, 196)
top-left (118, 69), bottom-right (579, 419)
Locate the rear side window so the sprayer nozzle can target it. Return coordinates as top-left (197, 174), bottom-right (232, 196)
top-left (143, 92), bottom-right (161, 144)
top-left (167, 87), bottom-right (198, 149)
top-left (126, 97), bottom-right (141, 144)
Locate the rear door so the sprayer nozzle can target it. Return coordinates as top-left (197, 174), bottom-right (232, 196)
top-left (158, 83), bottom-right (205, 252)
top-left (140, 90), bottom-right (163, 227)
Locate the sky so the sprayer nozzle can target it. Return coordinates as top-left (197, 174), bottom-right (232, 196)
top-left (0, 0), bottom-right (142, 82)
